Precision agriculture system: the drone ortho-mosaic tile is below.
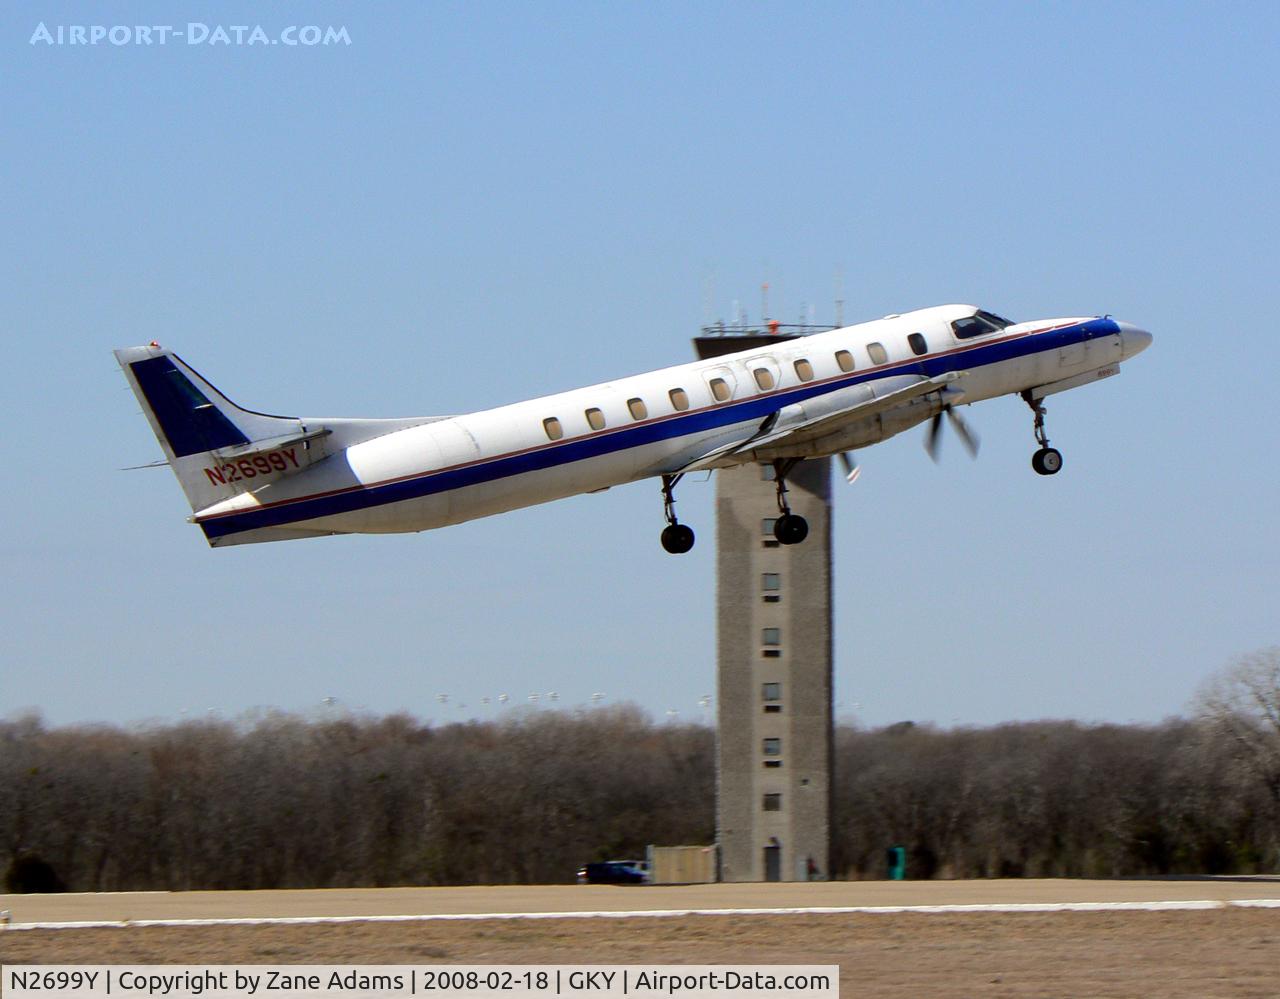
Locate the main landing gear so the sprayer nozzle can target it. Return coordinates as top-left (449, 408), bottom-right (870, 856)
top-left (659, 473), bottom-right (695, 554)
top-left (771, 458), bottom-right (809, 546)
top-left (657, 460), bottom-right (812, 554)
top-left (1022, 391), bottom-right (1063, 476)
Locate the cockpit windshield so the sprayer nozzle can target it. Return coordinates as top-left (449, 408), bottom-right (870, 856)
top-left (951, 310), bottom-right (1016, 339)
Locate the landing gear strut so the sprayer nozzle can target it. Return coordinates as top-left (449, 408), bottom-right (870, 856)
top-left (659, 473), bottom-right (695, 554)
top-left (1022, 391), bottom-right (1063, 476)
top-left (771, 459), bottom-right (809, 545)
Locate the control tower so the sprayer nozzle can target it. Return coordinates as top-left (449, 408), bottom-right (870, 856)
top-left (694, 325), bottom-right (835, 882)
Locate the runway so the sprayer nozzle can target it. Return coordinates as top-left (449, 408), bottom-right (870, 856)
top-left (6, 880), bottom-right (1280, 997)
top-left (5, 877), bottom-right (1279, 928)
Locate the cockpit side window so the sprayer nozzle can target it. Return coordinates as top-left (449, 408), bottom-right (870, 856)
top-left (977, 310), bottom-right (1014, 329)
top-left (952, 315), bottom-right (998, 339)
top-left (952, 311), bottom-right (1016, 339)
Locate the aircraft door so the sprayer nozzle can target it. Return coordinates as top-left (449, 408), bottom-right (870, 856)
top-left (702, 366), bottom-right (738, 404)
top-left (425, 420), bottom-right (482, 521)
top-left (748, 356), bottom-right (782, 394)
top-left (1058, 340), bottom-right (1088, 369)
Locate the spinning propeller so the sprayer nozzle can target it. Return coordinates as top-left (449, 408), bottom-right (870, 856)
top-left (924, 405), bottom-right (980, 462)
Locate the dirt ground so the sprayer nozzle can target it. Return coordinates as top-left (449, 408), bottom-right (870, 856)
top-left (4, 909), bottom-right (1279, 998)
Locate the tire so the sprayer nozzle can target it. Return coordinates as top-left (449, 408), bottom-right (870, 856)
top-left (661, 523), bottom-right (695, 554)
top-left (1032, 447), bottom-right (1063, 475)
top-left (774, 514), bottom-right (809, 545)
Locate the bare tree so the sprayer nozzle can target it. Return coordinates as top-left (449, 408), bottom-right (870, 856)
top-left (1195, 647), bottom-right (1280, 806)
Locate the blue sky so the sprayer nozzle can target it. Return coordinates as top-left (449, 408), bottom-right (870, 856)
top-left (4, 2), bottom-right (1277, 729)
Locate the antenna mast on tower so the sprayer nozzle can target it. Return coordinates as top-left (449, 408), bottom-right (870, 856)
top-left (834, 268), bottom-right (845, 328)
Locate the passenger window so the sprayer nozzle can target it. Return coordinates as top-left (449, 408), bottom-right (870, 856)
top-left (794, 358), bottom-right (814, 382)
top-left (908, 332), bottom-right (928, 356)
top-left (835, 350), bottom-right (855, 373)
top-left (669, 387), bottom-right (690, 411)
top-left (753, 367), bottom-right (775, 390)
top-left (867, 342), bottom-right (888, 365)
top-left (585, 408), bottom-right (606, 431)
top-left (709, 377), bottom-right (731, 402)
top-left (542, 417), bottom-right (563, 441)
top-left (627, 397), bottom-right (648, 421)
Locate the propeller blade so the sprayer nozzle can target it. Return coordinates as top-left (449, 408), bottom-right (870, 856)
top-left (838, 452), bottom-right (861, 484)
top-left (946, 407), bottom-right (980, 459)
top-left (925, 413), bottom-right (944, 462)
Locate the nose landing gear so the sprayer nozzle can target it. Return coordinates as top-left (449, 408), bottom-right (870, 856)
top-left (1022, 391), bottom-right (1063, 476)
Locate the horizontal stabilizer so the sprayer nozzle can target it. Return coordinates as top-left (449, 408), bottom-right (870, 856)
top-left (212, 427), bottom-right (331, 460)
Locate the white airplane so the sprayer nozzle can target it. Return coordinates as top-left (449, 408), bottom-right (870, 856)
top-left (116, 304), bottom-right (1152, 553)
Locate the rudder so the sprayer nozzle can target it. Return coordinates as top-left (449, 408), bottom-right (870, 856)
top-left (115, 344), bottom-right (317, 513)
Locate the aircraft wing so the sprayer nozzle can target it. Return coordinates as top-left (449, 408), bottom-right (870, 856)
top-left (747, 371), bottom-right (963, 452)
top-left (675, 371), bottom-right (962, 472)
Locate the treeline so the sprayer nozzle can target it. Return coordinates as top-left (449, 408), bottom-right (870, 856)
top-left (831, 719), bottom-right (1278, 878)
top-left (0, 707), bottom-right (713, 892)
top-left (2, 708), bottom-right (1278, 891)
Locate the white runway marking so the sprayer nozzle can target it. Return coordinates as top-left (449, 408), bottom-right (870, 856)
top-left (5, 898), bottom-right (1280, 931)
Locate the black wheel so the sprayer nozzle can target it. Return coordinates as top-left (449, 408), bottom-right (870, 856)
top-left (660, 523), bottom-right (695, 554)
top-left (774, 513), bottom-right (809, 545)
top-left (1032, 447), bottom-right (1063, 476)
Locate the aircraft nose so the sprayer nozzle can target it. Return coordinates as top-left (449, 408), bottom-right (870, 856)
top-left (1116, 320), bottom-right (1153, 360)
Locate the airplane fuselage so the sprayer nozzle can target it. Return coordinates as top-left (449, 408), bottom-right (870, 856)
top-left (116, 304), bottom-right (1152, 549)
top-left (115, 304), bottom-right (1157, 550)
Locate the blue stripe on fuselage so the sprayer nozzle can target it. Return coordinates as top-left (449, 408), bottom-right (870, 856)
top-left (200, 319), bottom-right (1118, 540)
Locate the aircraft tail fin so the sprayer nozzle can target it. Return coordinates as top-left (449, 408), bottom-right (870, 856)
top-left (115, 344), bottom-right (325, 514)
